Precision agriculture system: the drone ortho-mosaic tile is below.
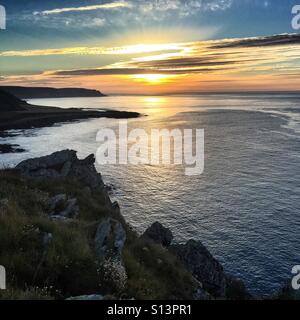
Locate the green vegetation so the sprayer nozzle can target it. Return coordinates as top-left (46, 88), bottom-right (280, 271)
top-left (124, 237), bottom-right (197, 300)
top-left (0, 169), bottom-right (197, 300)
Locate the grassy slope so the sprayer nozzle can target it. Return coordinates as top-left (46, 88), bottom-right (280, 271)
top-left (0, 170), bottom-right (197, 300)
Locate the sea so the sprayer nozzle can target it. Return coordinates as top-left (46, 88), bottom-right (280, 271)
top-left (1, 93), bottom-right (300, 296)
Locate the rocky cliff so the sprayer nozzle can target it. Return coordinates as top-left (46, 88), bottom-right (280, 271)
top-left (0, 150), bottom-right (251, 300)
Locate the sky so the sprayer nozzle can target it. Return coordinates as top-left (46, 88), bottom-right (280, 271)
top-left (0, 0), bottom-right (300, 94)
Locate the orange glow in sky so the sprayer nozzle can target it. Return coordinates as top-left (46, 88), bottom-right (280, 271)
top-left (1, 34), bottom-right (300, 94)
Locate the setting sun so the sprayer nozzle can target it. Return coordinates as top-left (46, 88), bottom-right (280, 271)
top-left (131, 74), bottom-right (173, 84)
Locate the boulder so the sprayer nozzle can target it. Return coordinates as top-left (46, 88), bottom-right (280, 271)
top-left (16, 150), bottom-right (77, 177)
top-left (111, 201), bottom-right (121, 214)
top-left (95, 218), bottom-right (126, 260)
top-left (141, 222), bottom-right (173, 247)
top-left (68, 154), bottom-right (104, 189)
top-left (16, 150), bottom-right (104, 189)
top-left (50, 215), bottom-right (74, 223)
top-left (225, 274), bottom-right (252, 300)
top-left (59, 198), bottom-right (79, 218)
top-left (170, 240), bottom-right (226, 297)
top-left (105, 183), bottom-right (117, 193)
top-left (48, 194), bottom-right (67, 212)
top-left (48, 194), bottom-right (79, 219)
top-left (94, 218), bottom-right (127, 293)
top-left (193, 286), bottom-right (211, 300)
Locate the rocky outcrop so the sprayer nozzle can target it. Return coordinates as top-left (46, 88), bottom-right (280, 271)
top-left (16, 150), bottom-right (76, 178)
top-left (225, 274), bottom-right (252, 300)
top-left (16, 150), bottom-right (104, 190)
top-left (48, 194), bottom-right (67, 212)
top-left (141, 222), bottom-right (173, 247)
top-left (193, 285), bottom-right (211, 300)
top-left (7, 150), bottom-right (252, 300)
top-left (16, 150), bottom-right (128, 294)
top-left (0, 144), bottom-right (26, 154)
top-left (95, 218), bottom-right (127, 293)
top-left (170, 240), bottom-right (226, 297)
top-left (140, 221), bottom-right (250, 299)
top-left (59, 198), bottom-right (79, 218)
top-left (143, 221), bottom-right (251, 299)
top-left (95, 218), bottom-right (126, 260)
top-left (48, 194), bottom-right (79, 219)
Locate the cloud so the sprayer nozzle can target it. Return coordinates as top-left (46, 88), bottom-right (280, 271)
top-left (34, 1), bottom-right (131, 15)
top-left (52, 68), bottom-right (167, 76)
top-left (2, 32), bottom-right (300, 93)
top-left (0, 43), bottom-right (183, 57)
top-left (133, 56), bottom-right (240, 68)
top-left (2, 33), bottom-right (299, 58)
top-left (2, 33), bottom-right (300, 83)
top-left (52, 65), bottom-right (233, 76)
top-left (46, 33), bottom-right (300, 77)
top-left (210, 33), bottom-right (300, 49)
top-left (29, 0), bottom-right (233, 30)
top-left (129, 0), bottom-right (233, 21)
top-left (35, 0), bottom-right (233, 16)
top-left (135, 0), bottom-right (233, 14)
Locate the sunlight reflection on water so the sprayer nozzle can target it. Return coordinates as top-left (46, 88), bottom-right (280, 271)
top-left (1, 94), bottom-right (300, 296)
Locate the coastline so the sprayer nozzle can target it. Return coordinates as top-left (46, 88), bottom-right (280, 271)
top-left (0, 105), bottom-right (140, 132)
top-left (0, 98), bottom-right (141, 154)
top-left (1, 149), bottom-right (294, 300)
top-left (0, 149), bottom-right (253, 300)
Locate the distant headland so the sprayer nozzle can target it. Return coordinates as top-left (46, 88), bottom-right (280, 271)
top-left (0, 88), bottom-right (140, 154)
top-left (0, 86), bottom-right (106, 99)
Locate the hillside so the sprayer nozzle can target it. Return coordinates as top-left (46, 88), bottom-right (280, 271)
top-left (0, 90), bottom-right (28, 112)
top-left (0, 86), bottom-right (105, 99)
top-left (0, 150), bottom-right (252, 300)
top-left (0, 89), bottom-right (139, 133)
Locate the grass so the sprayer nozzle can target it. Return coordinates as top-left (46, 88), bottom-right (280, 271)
top-left (0, 169), bottom-right (198, 300)
top-left (124, 236), bottom-right (198, 300)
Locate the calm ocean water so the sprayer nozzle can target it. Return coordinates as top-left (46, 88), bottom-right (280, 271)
top-left (1, 94), bottom-right (300, 296)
